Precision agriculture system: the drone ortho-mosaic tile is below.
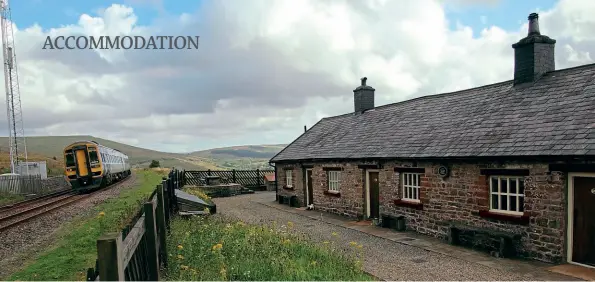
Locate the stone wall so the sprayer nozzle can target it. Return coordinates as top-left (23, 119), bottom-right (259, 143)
top-left (41, 176), bottom-right (70, 192)
top-left (199, 184), bottom-right (243, 197)
top-left (275, 160), bottom-right (567, 263)
top-left (277, 164), bottom-right (304, 205)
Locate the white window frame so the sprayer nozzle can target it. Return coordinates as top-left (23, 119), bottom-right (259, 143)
top-left (401, 172), bottom-right (421, 202)
top-left (489, 175), bottom-right (525, 215)
top-left (328, 170), bottom-right (341, 192)
top-left (285, 170), bottom-right (293, 188)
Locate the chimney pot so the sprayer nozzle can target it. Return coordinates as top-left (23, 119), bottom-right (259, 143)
top-left (528, 13), bottom-right (540, 35)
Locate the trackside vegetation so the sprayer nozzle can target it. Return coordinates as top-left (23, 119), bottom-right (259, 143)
top-left (0, 192), bottom-right (24, 206)
top-left (165, 216), bottom-right (374, 281)
top-left (7, 169), bottom-right (166, 281)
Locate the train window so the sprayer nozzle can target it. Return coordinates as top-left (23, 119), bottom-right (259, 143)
top-left (65, 153), bottom-right (75, 167)
top-left (89, 148), bottom-right (99, 165)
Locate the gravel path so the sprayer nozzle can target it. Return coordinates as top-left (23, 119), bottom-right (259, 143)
top-left (0, 174), bottom-right (138, 279)
top-left (213, 192), bottom-right (574, 281)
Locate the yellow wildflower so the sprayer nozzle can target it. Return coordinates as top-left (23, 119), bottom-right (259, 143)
top-left (287, 221), bottom-right (294, 228)
top-left (212, 243), bottom-right (223, 251)
top-left (323, 241), bottom-right (330, 244)
top-left (236, 221), bottom-right (246, 227)
top-left (311, 261), bottom-right (317, 265)
top-left (332, 232), bottom-right (338, 236)
top-left (283, 239), bottom-right (291, 245)
top-left (177, 244), bottom-right (183, 250)
top-left (98, 211), bottom-right (105, 218)
top-left (349, 241), bottom-right (357, 247)
top-left (180, 265), bottom-right (189, 270)
top-left (177, 254), bottom-right (184, 260)
top-left (358, 244), bottom-right (363, 249)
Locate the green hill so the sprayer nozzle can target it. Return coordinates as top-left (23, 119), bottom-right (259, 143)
top-left (0, 136), bottom-right (212, 171)
top-left (190, 144), bottom-right (286, 170)
top-left (0, 136), bottom-right (287, 173)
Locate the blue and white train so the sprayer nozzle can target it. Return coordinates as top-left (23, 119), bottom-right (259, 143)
top-left (63, 140), bottom-right (131, 192)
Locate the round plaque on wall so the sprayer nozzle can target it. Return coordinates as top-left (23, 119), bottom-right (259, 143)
top-left (438, 165), bottom-right (449, 178)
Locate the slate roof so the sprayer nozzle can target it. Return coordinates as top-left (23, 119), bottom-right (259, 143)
top-left (271, 63), bottom-right (595, 162)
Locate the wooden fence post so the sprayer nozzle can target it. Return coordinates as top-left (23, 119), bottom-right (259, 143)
top-left (156, 184), bottom-right (168, 268)
top-left (144, 201), bottom-right (160, 280)
top-left (163, 179), bottom-right (171, 219)
top-left (97, 232), bottom-right (125, 281)
top-left (182, 170), bottom-right (185, 186)
top-left (167, 178), bottom-right (176, 217)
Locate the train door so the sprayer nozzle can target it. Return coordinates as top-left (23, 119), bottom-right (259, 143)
top-left (75, 148), bottom-right (90, 177)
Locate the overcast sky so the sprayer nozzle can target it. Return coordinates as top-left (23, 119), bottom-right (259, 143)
top-left (2, 0), bottom-right (594, 152)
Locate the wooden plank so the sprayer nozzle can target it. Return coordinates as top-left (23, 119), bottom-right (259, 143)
top-left (144, 201), bottom-right (160, 280)
top-left (156, 183), bottom-right (168, 268)
top-left (97, 232), bottom-right (125, 281)
top-left (121, 215), bottom-right (146, 267)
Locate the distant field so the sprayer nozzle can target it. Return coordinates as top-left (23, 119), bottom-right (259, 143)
top-left (0, 136), bottom-right (286, 173)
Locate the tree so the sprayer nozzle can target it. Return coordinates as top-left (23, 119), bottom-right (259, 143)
top-left (149, 160), bottom-right (160, 168)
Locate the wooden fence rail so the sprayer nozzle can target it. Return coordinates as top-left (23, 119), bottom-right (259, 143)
top-left (184, 169), bottom-right (274, 189)
top-left (86, 169), bottom-right (182, 281)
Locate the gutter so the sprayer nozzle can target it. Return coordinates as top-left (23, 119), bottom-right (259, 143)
top-left (269, 161), bottom-right (277, 199)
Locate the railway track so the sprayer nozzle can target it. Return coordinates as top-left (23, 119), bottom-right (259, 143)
top-left (0, 175), bottom-right (131, 232)
top-left (0, 188), bottom-right (72, 211)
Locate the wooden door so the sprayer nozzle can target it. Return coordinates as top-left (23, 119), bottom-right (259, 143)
top-left (572, 176), bottom-right (595, 266)
top-left (369, 171), bottom-right (380, 219)
top-left (306, 169), bottom-right (314, 205)
top-left (75, 149), bottom-right (89, 177)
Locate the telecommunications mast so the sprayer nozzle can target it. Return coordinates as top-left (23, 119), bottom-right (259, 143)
top-left (0, 0), bottom-right (27, 174)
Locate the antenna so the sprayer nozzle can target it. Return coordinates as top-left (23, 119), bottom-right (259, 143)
top-left (1, 0), bottom-right (28, 174)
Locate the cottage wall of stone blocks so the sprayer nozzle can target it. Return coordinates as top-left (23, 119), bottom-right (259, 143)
top-left (275, 160), bottom-right (567, 263)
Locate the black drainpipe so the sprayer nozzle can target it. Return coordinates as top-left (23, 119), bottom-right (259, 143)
top-left (269, 162), bottom-right (277, 200)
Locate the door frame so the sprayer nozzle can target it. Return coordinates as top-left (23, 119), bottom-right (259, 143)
top-left (567, 172), bottom-right (595, 269)
top-left (305, 169), bottom-right (313, 206)
top-left (365, 169), bottom-right (379, 218)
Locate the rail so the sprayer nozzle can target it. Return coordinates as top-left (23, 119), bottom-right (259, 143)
top-left (86, 169), bottom-right (181, 281)
top-left (184, 169), bottom-right (274, 189)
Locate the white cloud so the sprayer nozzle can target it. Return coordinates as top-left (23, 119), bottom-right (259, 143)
top-left (1, 0), bottom-right (594, 152)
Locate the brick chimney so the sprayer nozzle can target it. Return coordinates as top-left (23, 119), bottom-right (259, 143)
top-left (354, 77), bottom-right (375, 113)
top-left (512, 13), bottom-right (556, 85)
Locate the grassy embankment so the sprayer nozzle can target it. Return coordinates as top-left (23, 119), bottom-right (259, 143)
top-left (165, 188), bottom-right (373, 281)
top-left (7, 168), bottom-right (167, 281)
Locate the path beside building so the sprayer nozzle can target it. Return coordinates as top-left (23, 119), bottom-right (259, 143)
top-left (213, 192), bottom-right (580, 281)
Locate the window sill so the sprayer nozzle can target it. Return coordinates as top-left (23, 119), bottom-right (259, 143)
top-left (282, 186), bottom-right (294, 190)
top-left (393, 199), bottom-right (423, 210)
top-left (478, 210), bottom-right (530, 225)
top-left (324, 190), bottom-right (341, 197)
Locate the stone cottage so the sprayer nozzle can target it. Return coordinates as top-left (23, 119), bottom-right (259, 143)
top-left (269, 13), bottom-right (595, 267)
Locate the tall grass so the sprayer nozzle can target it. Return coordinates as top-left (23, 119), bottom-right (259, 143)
top-left (0, 192), bottom-right (24, 206)
top-left (165, 216), bottom-right (372, 281)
